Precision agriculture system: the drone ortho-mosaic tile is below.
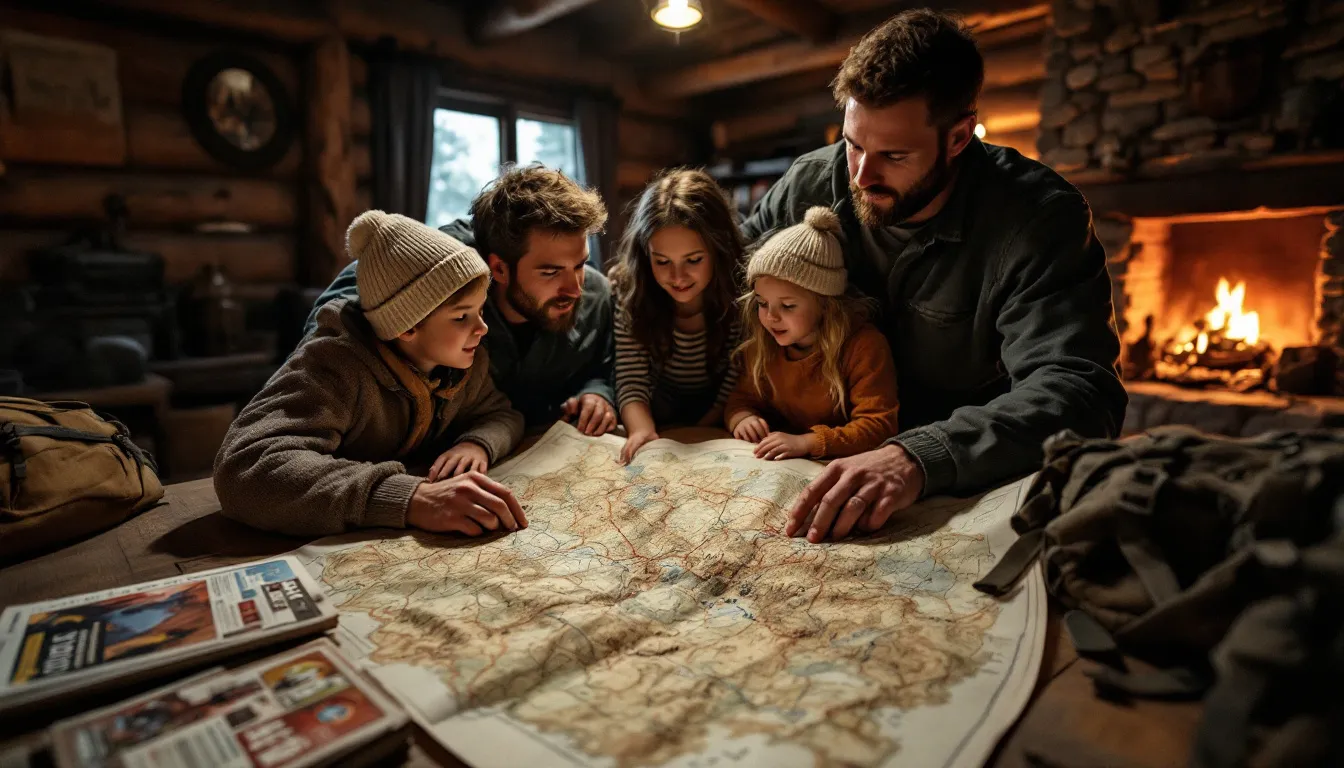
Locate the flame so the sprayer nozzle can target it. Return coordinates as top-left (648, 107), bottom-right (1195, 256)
top-left (1204, 277), bottom-right (1260, 345)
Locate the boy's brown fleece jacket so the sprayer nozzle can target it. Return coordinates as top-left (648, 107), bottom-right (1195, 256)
top-left (213, 298), bottom-right (523, 537)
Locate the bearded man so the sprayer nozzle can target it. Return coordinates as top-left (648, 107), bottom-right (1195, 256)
top-left (746, 9), bottom-right (1128, 542)
top-left (306, 164), bottom-right (617, 435)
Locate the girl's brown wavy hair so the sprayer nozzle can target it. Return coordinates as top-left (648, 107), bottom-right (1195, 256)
top-left (608, 169), bottom-right (745, 368)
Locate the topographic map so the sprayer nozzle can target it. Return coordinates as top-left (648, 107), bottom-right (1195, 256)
top-left (297, 422), bottom-right (1044, 768)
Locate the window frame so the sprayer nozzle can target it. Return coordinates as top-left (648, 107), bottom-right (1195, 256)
top-left (435, 89), bottom-right (582, 183)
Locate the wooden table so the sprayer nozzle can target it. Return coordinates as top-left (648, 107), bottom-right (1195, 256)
top-left (0, 429), bottom-right (1204, 767)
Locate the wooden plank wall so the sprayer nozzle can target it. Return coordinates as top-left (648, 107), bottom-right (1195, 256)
top-left (0, 6), bottom-right (302, 297)
top-left (609, 110), bottom-right (701, 256)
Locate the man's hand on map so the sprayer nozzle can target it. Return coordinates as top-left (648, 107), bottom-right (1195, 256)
top-left (562, 394), bottom-right (618, 436)
top-left (620, 429), bottom-right (659, 465)
top-left (754, 432), bottom-right (815, 461)
top-left (785, 443), bottom-right (924, 543)
top-left (428, 442), bottom-right (489, 481)
top-left (407, 472), bottom-right (528, 536)
top-left (731, 414), bottom-right (770, 443)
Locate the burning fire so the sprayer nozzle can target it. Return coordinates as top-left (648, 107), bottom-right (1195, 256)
top-left (1169, 277), bottom-right (1262, 356)
top-left (1158, 276), bottom-right (1271, 391)
top-left (1200, 277), bottom-right (1260, 347)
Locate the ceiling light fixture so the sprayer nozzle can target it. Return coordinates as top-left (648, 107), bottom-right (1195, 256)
top-left (652, 0), bottom-right (703, 30)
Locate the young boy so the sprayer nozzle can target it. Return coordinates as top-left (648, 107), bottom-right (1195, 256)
top-left (214, 211), bottom-right (526, 538)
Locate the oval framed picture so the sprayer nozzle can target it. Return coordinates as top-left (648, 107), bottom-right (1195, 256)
top-left (182, 51), bottom-right (295, 170)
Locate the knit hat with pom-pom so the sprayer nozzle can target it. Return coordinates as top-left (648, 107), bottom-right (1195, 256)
top-left (349, 210), bottom-right (490, 340)
top-left (745, 206), bottom-right (847, 297)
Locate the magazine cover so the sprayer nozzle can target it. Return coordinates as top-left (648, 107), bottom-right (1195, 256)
top-left (0, 557), bottom-right (335, 714)
top-left (50, 638), bottom-right (408, 768)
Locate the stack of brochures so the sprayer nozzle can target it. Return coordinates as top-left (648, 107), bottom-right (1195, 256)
top-left (0, 557), bottom-right (410, 767)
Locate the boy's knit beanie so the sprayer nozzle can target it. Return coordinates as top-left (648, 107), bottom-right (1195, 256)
top-left (349, 210), bottom-right (490, 340)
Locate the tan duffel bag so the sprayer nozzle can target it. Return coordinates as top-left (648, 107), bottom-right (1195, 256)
top-left (1, 396), bottom-right (164, 561)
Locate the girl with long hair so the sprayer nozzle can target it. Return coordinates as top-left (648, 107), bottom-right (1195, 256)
top-left (726, 206), bottom-right (900, 460)
top-left (609, 169), bottom-right (746, 464)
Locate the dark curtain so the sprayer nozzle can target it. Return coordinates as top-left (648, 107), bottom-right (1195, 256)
top-left (367, 55), bottom-right (441, 221)
top-left (575, 92), bottom-right (621, 268)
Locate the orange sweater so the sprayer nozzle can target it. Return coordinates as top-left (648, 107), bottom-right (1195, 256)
top-left (725, 323), bottom-right (900, 458)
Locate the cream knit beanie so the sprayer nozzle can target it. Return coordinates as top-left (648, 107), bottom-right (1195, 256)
top-left (350, 210), bottom-right (490, 340)
top-left (746, 206), bottom-right (847, 296)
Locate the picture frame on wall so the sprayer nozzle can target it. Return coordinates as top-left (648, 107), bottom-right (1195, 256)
top-left (0, 29), bottom-right (126, 166)
top-left (181, 51), bottom-right (295, 171)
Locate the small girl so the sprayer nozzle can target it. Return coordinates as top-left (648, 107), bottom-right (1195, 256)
top-left (609, 169), bottom-right (746, 464)
top-left (725, 206), bottom-right (900, 460)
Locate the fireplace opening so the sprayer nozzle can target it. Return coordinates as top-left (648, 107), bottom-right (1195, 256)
top-left (1121, 210), bottom-right (1331, 391)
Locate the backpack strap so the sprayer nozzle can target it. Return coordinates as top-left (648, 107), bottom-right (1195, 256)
top-left (0, 421), bottom-right (156, 499)
top-left (974, 528), bottom-right (1044, 596)
top-left (1086, 663), bottom-right (1211, 700)
top-left (1111, 462), bottom-right (1184, 606)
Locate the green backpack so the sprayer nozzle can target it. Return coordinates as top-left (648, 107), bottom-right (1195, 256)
top-left (976, 426), bottom-right (1344, 767)
top-left (1, 397), bottom-right (164, 562)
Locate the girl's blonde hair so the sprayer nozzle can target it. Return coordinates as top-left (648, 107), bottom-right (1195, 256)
top-left (734, 283), bottom-right (874, 420)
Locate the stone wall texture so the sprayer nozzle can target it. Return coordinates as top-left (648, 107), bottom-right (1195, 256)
top-left (1041, 0), bottom-right (1344, 173)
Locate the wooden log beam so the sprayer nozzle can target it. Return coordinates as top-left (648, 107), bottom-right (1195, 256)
top-left (711, 91), bottom-right (838, 151)
top-left (469, 0), bottom-right (602, 41)
top-left (646, 3), bottom-right (1049, 98)
top-left (0, 230), bottom-right (295, 284)
top-left (983, 40), bottom-right (1047, 88)
top-left (125, 105), bottom-right (302, 178)
top-left (333, 0), bottom-right (688, 119)
top-left (721, 0), bottom-right (838, 43)
top-left (305, 34), bottom-right (358, 286)
top-left (72, 0), bottom-right (332, 43)
top-left (977, 83), bottom-right (1041, 132)
top-left (707, 82), bottom-right (1038, 153)
top-left (0, 6), bottom-right (302, 110)
top-left (618, 116), bottom-right (694, 165)
top-left (0, 172), bottom-right (298, 228)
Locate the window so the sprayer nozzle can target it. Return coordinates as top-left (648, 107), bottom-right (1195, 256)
top-left (516, 117), bottom-right (579, 180)
top-left (427, 109), bottom-right (502, 228)
top-left (425, 97), bottom-right (582, 229)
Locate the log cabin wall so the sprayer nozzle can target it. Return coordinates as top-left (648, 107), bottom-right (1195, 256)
top-left (0, 3), bottom-right (304, 299)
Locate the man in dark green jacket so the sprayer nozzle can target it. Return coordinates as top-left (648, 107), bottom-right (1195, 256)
top-left (778, 10), bottom-right (1127, 543)
top-left (306, 165), bottom-right (617, 434)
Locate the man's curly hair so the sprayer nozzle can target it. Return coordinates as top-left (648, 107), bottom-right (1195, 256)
top-left (831, 9), bottom-right (984, 130)
top-left (470, 163), bottom-right (608, 267)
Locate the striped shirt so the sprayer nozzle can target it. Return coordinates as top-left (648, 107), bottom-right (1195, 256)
top-left (615, 311), bottom-right (740, 413)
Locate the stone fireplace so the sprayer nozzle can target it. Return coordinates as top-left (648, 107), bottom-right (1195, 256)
top-left (1099, 209), bottom-right (1343, 388)
top-left (1038, 0), bottom-right (1344, 434)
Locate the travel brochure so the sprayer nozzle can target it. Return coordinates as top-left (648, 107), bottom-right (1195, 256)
top-left (0, 557), bottom-right (337, 716)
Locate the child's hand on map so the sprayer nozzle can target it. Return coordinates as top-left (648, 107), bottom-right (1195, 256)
top-left (407, 472), bottom-right (527, 536)
top-left (428, 442), bottom-right (489, 481)
top-left (621, 429), bottom-right (659, 465)
top-left (754, 432), bottom-right (815, 461)
top-left (732, 415), bottom-right (770, 443)
top-left (562, 394), bottom-right (618, 436)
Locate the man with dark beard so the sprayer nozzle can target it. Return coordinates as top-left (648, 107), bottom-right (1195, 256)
top-left (742, 9), bottom-right (1127, 543)
top-left (305, 164), bottom-right (617, 435)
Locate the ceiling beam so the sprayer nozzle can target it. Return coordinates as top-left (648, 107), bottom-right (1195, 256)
top-left (721, 0), bottom-right (839, 43)
top-left (710, 81), bottom-right (1041, 152)
top-left (646, 3), bottom-right (1049, 98)
top-left (468, 0), bottom-right (602, 42)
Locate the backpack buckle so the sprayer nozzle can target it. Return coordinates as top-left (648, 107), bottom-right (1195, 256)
top-left (1115, 465), bottom-right (1166, 517)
